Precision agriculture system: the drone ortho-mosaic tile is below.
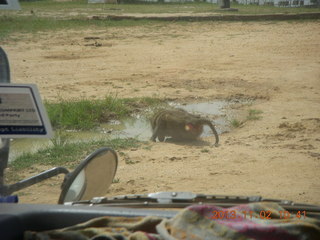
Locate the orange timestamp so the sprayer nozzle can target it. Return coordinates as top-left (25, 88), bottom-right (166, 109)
top-left (209, 210), bottom-right (307, 220)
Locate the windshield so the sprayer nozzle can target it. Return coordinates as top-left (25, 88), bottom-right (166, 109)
top-left (1, 0), bottom-right (319, 206)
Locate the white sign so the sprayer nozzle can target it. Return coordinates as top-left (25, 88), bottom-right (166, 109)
top-left (0, 84), bottom-right (53, 138)
top-left (0, 0), bottom-right (21, 10)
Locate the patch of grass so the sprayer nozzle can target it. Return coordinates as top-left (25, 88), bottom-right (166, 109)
top-left (16, 1), bottom-right (320, 15)
top-left (230, 119), bottom-right (242, 128)
top-left (247, 109), bottom-right (263, 120)
top-left (50, 129), bottom-right (70, 147)
top-left (1, 2), bottom-right (319, 40)
top-left (45, 96), bottom-right (130, 130)
top-left (10, 137), bottom-right (141, 171)
top-left (0, 15), bottom-right (158, 40)
top-left (45, 96), bottom-right (165, 130)
top-left (118, 151), bottom-right (126, 156)
top-left (18, 1), bottom-right (216, 14)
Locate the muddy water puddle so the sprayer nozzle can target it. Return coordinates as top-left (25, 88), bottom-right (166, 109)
top-left (9, 99), bottom-right (250, 162)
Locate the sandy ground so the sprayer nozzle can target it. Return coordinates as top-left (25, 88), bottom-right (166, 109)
top-left (2, 20), bottom-right (320, 205)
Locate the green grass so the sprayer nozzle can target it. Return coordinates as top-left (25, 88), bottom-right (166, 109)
top-left (1, 1), bottom-right (319, 40)
top-left (16, 1), bottom-right (218, 14)
top-left (45, 96), bottom-right (165, 130)
top-left (247, 109), bottom-right (263, 120)
top-left (10, 137), bottom-right (141, 170)
top-left (230, 109), bottom-right (263, 128)
top-left (0, 16), bottom-right (156, 40)
top-left (230, 119), bottom-right (242, 128)
top-left (201, 148), bottom-right (210, 153)
top-left (15, 0), bottom-right (320, 15)
top-left (45, 96), bottom-right (129, 130)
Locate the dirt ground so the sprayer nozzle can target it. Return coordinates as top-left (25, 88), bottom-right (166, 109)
top-left (2, 20), bottom-right (320, 205)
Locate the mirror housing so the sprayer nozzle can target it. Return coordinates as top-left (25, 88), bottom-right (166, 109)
top-left (58, 148), bottom-right (118, 204)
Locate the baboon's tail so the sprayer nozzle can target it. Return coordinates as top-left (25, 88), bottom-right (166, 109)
top-left (207, 122), bottom-right (219, 147)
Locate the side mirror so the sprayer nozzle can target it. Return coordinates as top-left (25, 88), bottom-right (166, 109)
top-left (58, 148), bottom-right (118, 204)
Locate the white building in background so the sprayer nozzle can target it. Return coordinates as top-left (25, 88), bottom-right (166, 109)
top-left (208, 0), bottom-right (316, 6)
top-left (234, 0), bottom-right (315, 7)
top-left (88, 0), bottom-right (317, 6)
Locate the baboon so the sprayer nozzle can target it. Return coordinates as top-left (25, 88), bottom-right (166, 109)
top-left (150, 108), bottom-right (219, 146)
